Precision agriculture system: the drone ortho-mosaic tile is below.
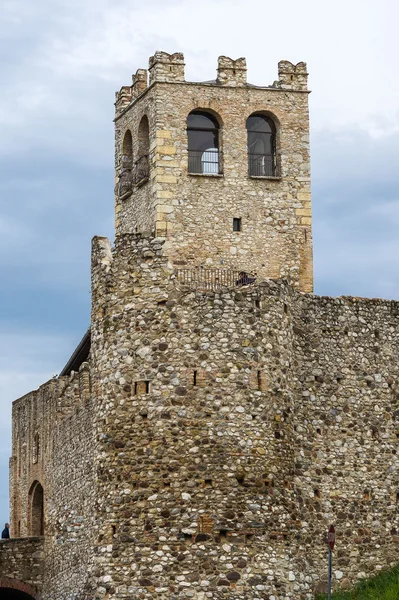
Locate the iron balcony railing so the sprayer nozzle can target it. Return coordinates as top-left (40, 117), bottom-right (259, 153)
top-left (188, 149), bottom-right (221, 175)
top-left (134, 154), bottom-right (149, 184)
top-left (118, 154), bottom-right (150, 198)
top-left (248, 153), bottom-right (276, 177)
top-left (175, 268), bottom-right (256, 291)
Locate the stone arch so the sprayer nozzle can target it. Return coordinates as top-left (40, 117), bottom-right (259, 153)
top-left (119, 130), bottom-right (134, 198)
top-left (28, 481), bottom-right (44, 537)
top-left (137, 115), bottom-right (150, 158)
top-left (246, 111), bottom-right (279, 177)
top-left (0, 577), bottom-right (39, 599)
top-left (122, 129), bottom-right (133, 158)
top-left (135, 115), bottom-right (150, 183)
top-left (186, 109), bottom-right (222, 174)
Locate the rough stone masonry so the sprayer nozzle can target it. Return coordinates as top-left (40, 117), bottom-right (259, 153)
top-left (1, 52), bottom-right (398, 600)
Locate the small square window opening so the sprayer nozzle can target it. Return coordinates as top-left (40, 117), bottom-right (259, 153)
top-left (233, 218), bottom-right (242, 232)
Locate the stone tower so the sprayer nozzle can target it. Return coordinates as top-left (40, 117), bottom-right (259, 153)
top-left (4, 52), bottom-right (399, 600)
top-left (114, 52), bottom-right (313, 292)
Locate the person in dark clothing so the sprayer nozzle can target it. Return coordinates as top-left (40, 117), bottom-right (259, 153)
top-left (236, 271), bottom-right (256, 287)
top-left (1, 523), bottom-right (10, 539)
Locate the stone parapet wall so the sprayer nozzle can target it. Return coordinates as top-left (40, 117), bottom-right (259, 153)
top-left (11, 363), bottom-right (91, 539)
top-left (43, 395), bottom-right (96, 600)
top-left (290, 294), bottom-right (399, 594)
top-left (0, 537), bottom-right (44, 596)
top-left (10, 363), bottom-right (96, 600)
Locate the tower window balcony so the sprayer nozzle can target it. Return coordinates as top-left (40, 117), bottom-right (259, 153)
top-left (248, 152), bottom-right (275, 177)
top-left (133, 154), bottom-right (149, 185)
top-left (188, 148), bottom-right (221, 174)
top-left (247, 113), bottom-right (278, 178)
top-left (187, 110), bottom-right (222, 175)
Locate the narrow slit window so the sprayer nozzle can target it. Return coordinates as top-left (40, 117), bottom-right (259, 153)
top-left (193, 370), bottom-right (197, 386)
top-left (233, 218), bottom-right (242, 232)
top-left (257, 370), bottom-right (262, 390)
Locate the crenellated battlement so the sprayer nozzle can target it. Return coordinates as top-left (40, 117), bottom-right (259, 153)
top-left (114, 53), bottom-right (309, 117)
top-left (114, 85), bottom-right (132, 114)
top-left (277, 60), bottom-right (308, 90)
top-left (217, 56), bottom-right (247, 86)
top-left (148, 51), bottom-right (185, 84)
top-left (56, 362), bottom-right (91, 418)
top-left (132, 68), bottom-right (148, 98)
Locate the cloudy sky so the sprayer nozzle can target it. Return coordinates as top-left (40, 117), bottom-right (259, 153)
top-left (1, 0), bottom-right (398, 521)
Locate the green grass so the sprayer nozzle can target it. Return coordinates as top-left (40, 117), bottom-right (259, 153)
top-left (315, 564), bottom-right (399, 600)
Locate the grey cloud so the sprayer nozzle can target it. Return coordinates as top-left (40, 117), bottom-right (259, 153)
top-left (312, 126), bottom-right (399, 299)
top-left (0, 330), bottom-right (77, 519)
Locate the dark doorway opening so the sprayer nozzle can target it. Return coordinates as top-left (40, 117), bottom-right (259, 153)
top-left (0, 590), bottom-right (36, 599)
top-left (29, 481), bottom-right (44, 536)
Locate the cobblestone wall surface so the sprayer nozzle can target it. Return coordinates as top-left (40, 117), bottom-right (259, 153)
top-left (0, 537), bottom-right (44, 596)
top-left (90, 233), bottom-right (299, 599)
top-left (114, 53), bottom-right (313, 293)
top-left (291, 294), bottom-right (399, 595)
top-left (43, 392), bottom-right (96, 599)
top-left (89, 232), bottom-right (399, 599)
top-left (9, 365), bottom-right (96, 600)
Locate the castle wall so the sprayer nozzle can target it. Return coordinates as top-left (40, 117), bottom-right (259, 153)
top-left (9, 364), bottom-right (96, 600)
top-left (114, 56), bottom-right (313, 293)
top-left (114, 99), bottom-right (155, 234)
top-left (0, 537), bottom-right (44, 597)
top-left (290, 295), bottom-right (399, 594)
top-left (43, 388), bottom-right (96, 599)
top-left (5, 231), bottom-right (399, 600)
top-left (90, 233), bottom-right (302, 599)
top-left (11, 380), bottom-right (57, 538)
top-left (89, 233), bottom-right (399, 599)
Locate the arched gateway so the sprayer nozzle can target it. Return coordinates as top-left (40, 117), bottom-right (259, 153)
top-left (0, 577), bottom-right (39, 599)
top-left (28, 481), bottom-right (44, 536)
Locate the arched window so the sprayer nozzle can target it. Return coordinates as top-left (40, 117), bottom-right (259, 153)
top-left (138, 115), bottom-right (149, 157)
top-left (122, 129), bottom-right (133, 157)
top-left (119, 130), bottom-right (133, 198)
top-left (246, 114), bottom-right (276, 177)
top-left (187, 111), bottom-right (220, 175)
top-left (28, 481), bottom-right (44, 536)
top-left (135, 116), bottom-right (150, 184)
